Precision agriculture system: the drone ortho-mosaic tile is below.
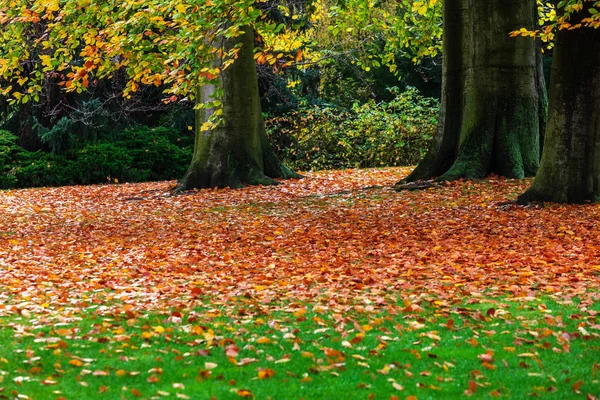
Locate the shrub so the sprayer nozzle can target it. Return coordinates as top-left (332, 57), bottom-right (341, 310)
top-left (0, 126), bottom-right (193, 189)
top-left (35, 116), bottom-right (74, 154)
top-left (266, 87), bottom-right (438, 171)
top-left (73, 143), bottom-right (134, 184)
top-left (0, 130), bottom-right (23, 188)
top-left (112, 126), bottom-right (193, 182)
top-left (13, 151), bottom-right (77, 188)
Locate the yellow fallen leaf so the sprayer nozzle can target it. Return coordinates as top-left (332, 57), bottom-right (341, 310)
top-left (69, 359), bottom-right (83, 367)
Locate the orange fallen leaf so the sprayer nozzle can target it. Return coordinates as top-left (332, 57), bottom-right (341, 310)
top-left (69, 359), bottom-right (83, 367)
top-left (257, 368), bottom-right (275, 379)
top-left (237, 389), bottom-right (253, 398)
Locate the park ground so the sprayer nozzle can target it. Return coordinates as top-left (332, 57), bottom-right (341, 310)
top-left (0, 167), bottom-right (599, 399)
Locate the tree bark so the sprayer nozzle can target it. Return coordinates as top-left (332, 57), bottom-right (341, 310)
top-left (517, 5), bottom-right (600, 204)
top-left (399, 0), bottom-right (545, 185)
top-left (176, 26), bottom-right (300, 190)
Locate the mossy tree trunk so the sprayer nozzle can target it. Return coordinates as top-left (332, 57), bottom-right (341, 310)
top-left (399, 0), bottom-right (546, 185)
top-left (517, 5), bottom-right (600, 204)
top-left (176, 26), bottom-right (300, 190)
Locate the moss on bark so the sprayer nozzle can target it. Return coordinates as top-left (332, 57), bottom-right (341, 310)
top-left (176, 26), bottom-right (299, 191)
top-left (398, 0), bottom-right (545, 187)
top-left (518, 5), bottom-right (600, 204)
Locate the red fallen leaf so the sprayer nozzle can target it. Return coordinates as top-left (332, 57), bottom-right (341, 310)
top-left (490, 390), bottom-right (501, 397)
top-left (469, 380), bottom-right (477, 393)
top-left (196, 370), bottom-right (211, 381)
top-left (572, 380), bottom-right (584, 393)
top-left (98, 385), bottom-right (108, 393)
top-left (324, 348), bottom-right (344, 358)
top-left (237, 389), bottom-right (253, 398)
top-left (486, 308), bottom-right (496, 317)
top-left (131, 388), bottom-right (142, 397)
top-left (190, 287), bottom-right (202, 297)
top-left (470, 370), bottom-right (483, 378)
top-left (350, 334), bottom-right (365, 344)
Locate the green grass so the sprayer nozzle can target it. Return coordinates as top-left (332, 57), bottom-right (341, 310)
top-left (0, 295), bottom-right (598, 399)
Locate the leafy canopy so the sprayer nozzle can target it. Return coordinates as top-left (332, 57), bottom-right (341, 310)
top-left (511, 0), bottom-right (600, 48)
top-left (0, 0), bottom-right (443, 109)
top-left (0, 0), bottom-right (261, 106)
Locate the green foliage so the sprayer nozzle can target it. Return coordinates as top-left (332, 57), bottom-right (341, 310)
top-left (0, 130), bottom-right (23, 188)
top-left (267, 87), bottom-right (438, 171)
top-left (13, 151), bottom-right (77, 188)
top-left (73, 143), bottom-right (134, 184)
top-left (0, 126), bottom-right (193, 189)
top-left (112, 126), bottom-right (194, 182)
top-left (35, 116), bottom-right (74, 154)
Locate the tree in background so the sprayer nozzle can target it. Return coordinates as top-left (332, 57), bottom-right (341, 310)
top-left (0, 0), bottom-right (300, 189)
top-left (398, 0), bottom-right (547, 185)
top-left (517, 0), bottom-right (600, 203)
top-left (176, 26), bottom-right (300, 190)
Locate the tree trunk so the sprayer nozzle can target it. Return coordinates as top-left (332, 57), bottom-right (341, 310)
top-left (399, 0), bottom-right (545, 185)
top-left (517, 6), bottom-right (600, 204)
top-left (176, 26), bottom-right (300, 190)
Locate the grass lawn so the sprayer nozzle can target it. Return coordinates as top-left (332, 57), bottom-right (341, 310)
top-left (0, 167), bottom-right (599, 399)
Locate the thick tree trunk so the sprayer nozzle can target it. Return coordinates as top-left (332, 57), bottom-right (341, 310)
top-left (517, 6), bottom-right (600, 204)
top-left (176, 26), bottom-right (300, 190)
top-left (399, 0), bottom-right (545, 185)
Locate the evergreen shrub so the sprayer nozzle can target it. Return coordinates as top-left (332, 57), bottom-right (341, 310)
top-left (0, 126), bottom-right (193, 189)
top-left (0, 131), bottom-right (23, 188)
top-left (266, 87), bottom-right (439, 171)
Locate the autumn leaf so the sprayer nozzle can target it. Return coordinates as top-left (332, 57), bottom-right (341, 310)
top-left (69, 359), bottom-right (84, 367)
top-left (572, 380), bottom-right (584, 394)
top-left (237, 389), bottom-right (253, 398)
top-left (257, 368), bottom-right (276, 379)
top-left (0, 168), bottom-right (599, 398)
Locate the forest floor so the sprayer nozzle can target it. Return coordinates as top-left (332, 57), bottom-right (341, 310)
top-left (0, 167), bottom-right (599, 400)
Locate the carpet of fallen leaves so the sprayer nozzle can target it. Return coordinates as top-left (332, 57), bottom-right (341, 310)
top-left (2, 167), bottom-right (600, 399)
top-left (1, 167), bottom-right (599, 317)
